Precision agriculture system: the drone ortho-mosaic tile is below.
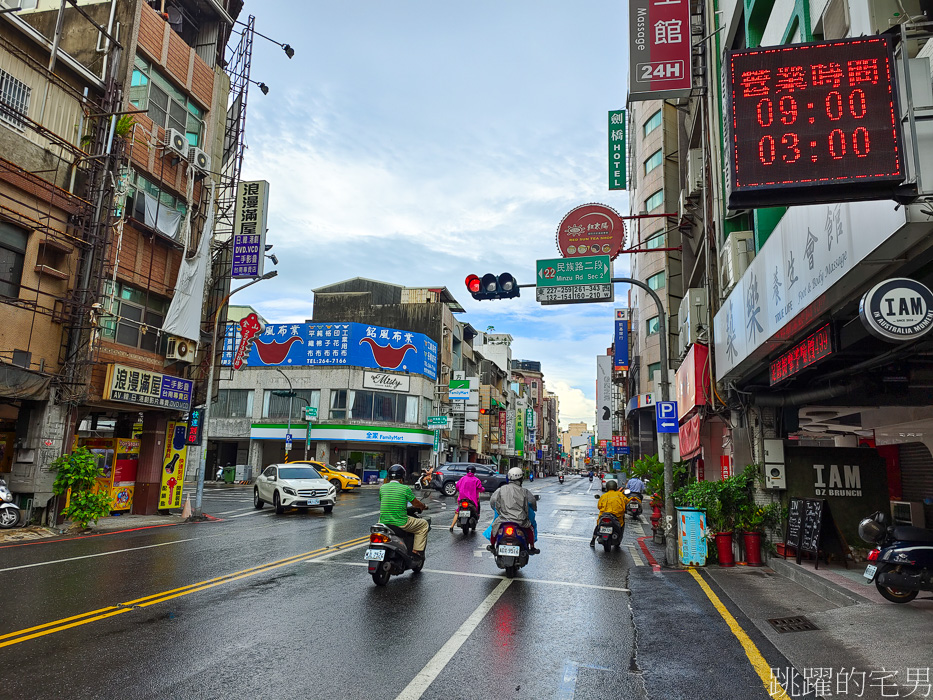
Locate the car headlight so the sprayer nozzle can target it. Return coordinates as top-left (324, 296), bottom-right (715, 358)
top-left (283, 487), bottom-right (297, 496)
top-left (328, 485), bottom-right (336, 493)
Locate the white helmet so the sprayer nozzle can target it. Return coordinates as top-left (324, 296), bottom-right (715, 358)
top-left (507, 467), bottom-right (523, 482)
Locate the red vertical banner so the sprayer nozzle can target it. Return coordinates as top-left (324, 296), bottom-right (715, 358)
top-left (629, 0), bottom-right (694, 101)
top-left (720, 455), bottom-right (732, 480)
top-left (498, 409), bottom-right (506, 447)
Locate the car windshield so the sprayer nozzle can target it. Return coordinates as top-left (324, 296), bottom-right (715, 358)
top-left (278, 467), bottom-right (323, 480)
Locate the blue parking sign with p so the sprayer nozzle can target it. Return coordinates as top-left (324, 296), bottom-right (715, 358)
top-left (656, 401), bottom-right (678, 434)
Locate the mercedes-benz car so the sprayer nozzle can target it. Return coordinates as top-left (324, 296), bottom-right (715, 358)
top-left (253, 464), bottom-right (336, 514)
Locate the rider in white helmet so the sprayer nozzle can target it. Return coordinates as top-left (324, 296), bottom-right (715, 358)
top-left (489, 467), bottom-right (539, 554)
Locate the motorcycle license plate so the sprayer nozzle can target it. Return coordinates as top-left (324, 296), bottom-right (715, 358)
top-left (599, 526), bottom-right (614, 534)
top-left (364, 549), bottom-right (386, 561)
top-left (498, 545), bottom-right (520, 557)
top-left (459, 513), bottom-right (471, 521)
top-left (306, 498), bottom-right (320, 506)
top-left (863, 564), bottom-right (877, 580)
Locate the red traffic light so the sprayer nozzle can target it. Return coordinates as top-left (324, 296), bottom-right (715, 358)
top-left (465, 272), bottom-right (520, 301)
top-left (465, 274), bottom-right (481, 294)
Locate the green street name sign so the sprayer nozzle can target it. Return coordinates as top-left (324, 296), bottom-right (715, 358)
top-left (536, 255), bottom-right (611, 287)
top-left (427, 415), bottom-right (448, 427)
top-left (304, 406), bottom-right (318, 420)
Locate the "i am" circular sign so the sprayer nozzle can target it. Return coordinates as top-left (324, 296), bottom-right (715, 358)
top-left (858, 278), bottom-right (933, 342)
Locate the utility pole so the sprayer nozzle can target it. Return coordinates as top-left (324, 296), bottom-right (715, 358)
top-left (612, 277), bottom-right (676, 568)
top-left (275, 368), bottom-right (294, 461)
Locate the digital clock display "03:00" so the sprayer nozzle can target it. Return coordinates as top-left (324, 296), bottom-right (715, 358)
top-left (725, 36), bottom-right (904, 208)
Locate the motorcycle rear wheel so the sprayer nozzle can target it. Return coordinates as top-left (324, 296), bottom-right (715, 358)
top-left (876, 565), bottom-right (919, 603)
top-left (372, 568), bottom-right (391, 586)
top-left (504, 565), bottom-right (517, 579)
top-left (603, 542), bottom-right (612, 553)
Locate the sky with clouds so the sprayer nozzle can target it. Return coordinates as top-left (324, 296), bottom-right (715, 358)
top-left (233, 1), bottom-right (632, 430)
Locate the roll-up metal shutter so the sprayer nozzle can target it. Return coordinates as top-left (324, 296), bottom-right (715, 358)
top-left (897, 442), bottom-right (933, 527)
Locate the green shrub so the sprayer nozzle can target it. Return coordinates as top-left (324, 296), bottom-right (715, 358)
top-left (51, 447), bottom-right (113, 529)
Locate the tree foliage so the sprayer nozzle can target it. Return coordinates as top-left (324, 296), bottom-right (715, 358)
top-left (51, 447), bottom-right (113, 529)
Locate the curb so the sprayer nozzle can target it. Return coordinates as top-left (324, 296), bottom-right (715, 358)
top-left (768, 556), bottom-right (868, 607)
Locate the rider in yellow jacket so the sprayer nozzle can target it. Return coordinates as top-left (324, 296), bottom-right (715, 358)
top-left (589, 480), bottom-right (629, 547)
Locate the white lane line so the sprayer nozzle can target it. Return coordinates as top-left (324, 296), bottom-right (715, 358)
top-left (350, 509), bottom-right (382, 519)
top-left (627, 545), bottom-right (645, 567)
top-left (310, 542), bottom-right (369, 561)
top-left (557, 517), bottom-right (574, 531)
top-left (395, 578), bottom-right (513, 700)
top-left (0, 539), bottom-right (194, 573)
top-left (538, 533), bottom-right (592, 542)
top-left (226, 510), bottom-right (267, 518)
top-left (215, 508), bottom-right (254, 515)
top-left (311, 560), bottom-right (630, 592)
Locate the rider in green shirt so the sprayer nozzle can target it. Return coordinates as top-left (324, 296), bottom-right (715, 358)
top-left (379, 465), bottom-right (429, 558)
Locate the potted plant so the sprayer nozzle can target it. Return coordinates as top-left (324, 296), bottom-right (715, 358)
top-left (738, 502), bottom-right (782, 566)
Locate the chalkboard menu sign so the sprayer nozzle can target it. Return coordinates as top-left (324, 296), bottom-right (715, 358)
top-left (784, 498), bottom-right (804, 557)
top-left (799, 499), bottom-right (825, 557)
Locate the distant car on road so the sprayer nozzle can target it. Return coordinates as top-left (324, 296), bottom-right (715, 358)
top-left (288, 460), bottom-right (361, 492)
top-left (431, 463), bottom-right (508, 497)
top-left (254, 464), bottom-right (336, 514)
top-left (601, 473), bottom-right (623, 492)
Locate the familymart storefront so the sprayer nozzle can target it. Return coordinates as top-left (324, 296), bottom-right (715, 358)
top-left (250, 423), bottom-right (434, 483)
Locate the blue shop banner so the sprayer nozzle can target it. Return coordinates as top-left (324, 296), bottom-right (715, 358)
top-left (222, 322), bottom-right (438, 380)
top-left (614, 319), bottom-right (629, 370)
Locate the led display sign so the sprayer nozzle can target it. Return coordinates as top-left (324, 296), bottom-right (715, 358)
top-left (725, 36), bottom-right (904, 208)
top-left (769, 323), bottom-right (834, 385)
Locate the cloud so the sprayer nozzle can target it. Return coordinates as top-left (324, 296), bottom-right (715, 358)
top-left (548, 380), bottom-right (595, 429)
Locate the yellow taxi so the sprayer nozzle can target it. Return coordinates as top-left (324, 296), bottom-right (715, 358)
top-left (288, 460), bottom-right (361, 492)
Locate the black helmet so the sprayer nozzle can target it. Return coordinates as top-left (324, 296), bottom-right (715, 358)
top-left (858, 511), bottom-right (887, 545)
top-left (466, 465), bottom-right (476, 474)
top-left (387, 464), bottom-right (406, 481)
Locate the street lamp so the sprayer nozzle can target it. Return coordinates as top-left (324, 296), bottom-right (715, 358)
top-left (236, 21), bottom-right (294, 59)
top-left (274, 368), bottom-right (295, 461)
top-left (192, 270), bottom-right (277, 518)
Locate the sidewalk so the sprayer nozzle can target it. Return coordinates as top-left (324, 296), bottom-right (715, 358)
top-left (0, 512), bottom-right (187, 545)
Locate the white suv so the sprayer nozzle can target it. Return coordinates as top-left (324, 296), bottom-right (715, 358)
top-left (254, 464), bottom-right (337, 514)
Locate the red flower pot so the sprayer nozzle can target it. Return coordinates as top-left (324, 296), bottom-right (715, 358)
top-left (715, 532), bottom-right (735, 567)
top-left (743, 531), bottom-right (763, 567)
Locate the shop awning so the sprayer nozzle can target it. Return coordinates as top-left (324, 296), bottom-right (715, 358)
top-left (0, 362), bottom-right (52, 400)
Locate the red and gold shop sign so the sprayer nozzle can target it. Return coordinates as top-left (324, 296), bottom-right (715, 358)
top-left (675, 343), bottom-right (710, 421)
top-left (679, 414), bottom-right (702, 460)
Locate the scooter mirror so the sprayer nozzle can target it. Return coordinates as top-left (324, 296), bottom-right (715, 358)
top-left (594, 494), bottom-right (600, 499)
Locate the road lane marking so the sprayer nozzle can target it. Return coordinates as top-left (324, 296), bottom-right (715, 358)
top-left (226, 510), bottom-right (267, 518)
top-left (687, 568), bottom-right (786, 698)
top-left (215, 508), bottom-right (254, 515)
top-left (395, 578), bottom-right (513, 700)
top-left (557, 661), bottom-right (613, 700)
top-left (0, 539), bottom-right (194, 573)
top-left (538, 533), bottom-right (591, 542)
top-left (350, 509), bottom-right (382, 519)
top-left (0, 535), bottom-right (370, 648)
top-left (627, 545), bottom-right (645, 567)
top-left (557, 517), bottom-right (574, 530)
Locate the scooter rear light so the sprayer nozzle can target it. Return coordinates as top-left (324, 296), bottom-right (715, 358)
top-left (505, 526), bottom-right (515, 536)
top-left (461, 501), bottom-right (469, 508)
top-left (370, 533), bottom-right (390, 544)
top-left (867, 548), bottom-right (880, 561)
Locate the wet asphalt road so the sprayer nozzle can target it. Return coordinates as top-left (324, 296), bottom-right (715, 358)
top-left (0, 477), bottom-right (802, 699)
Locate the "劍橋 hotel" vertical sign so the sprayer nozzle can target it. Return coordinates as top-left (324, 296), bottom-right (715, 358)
top-left (232, 180), bottom-right (270, 279)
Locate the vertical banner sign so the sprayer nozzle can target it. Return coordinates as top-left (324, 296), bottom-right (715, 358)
top-left (596, 355), bottom-right (613, 441)
top-left (629, 0), bottom-right (693, 101)
top-left (515, 407), bottom-right (525, 457)
top-left (232, 180), bottom-right (270, 279)
top-left (498, 409), bottom-right (507, 447)
top-left (614, 318), bottom-right (629, 370)
top-left (185, 407), bottom-right (203, 446)
top-left (608, 110), bottom-right (626, 190)
top-left (159, 422), bottom-right (188, 509)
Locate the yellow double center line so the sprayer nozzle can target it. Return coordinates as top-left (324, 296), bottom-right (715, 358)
top-left (0, 535), bottom-right (369, 649)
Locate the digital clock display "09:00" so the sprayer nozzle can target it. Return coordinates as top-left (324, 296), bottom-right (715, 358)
top-left (726, 36), bottom-right (904, 208)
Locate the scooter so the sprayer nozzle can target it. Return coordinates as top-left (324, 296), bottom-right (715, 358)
top-left (491, 521), bottom-right (532, 579)
top-left (558, 474), bottom-right (564, 485)
top-left (589, 475), bottom-right (594, 483)
top-left (414, 470), bottom-right (433, 491)
top-left (0, 478), bottom-right (21, 529)
top-left (624, 489), bottom-right (644, 519)
top-left (456, 498), bottom-right (479, 536)
top-left (593, 494), bottom-right (624, 552)
top-left (859, 511), bottom-right (933, 604)
top-left (366, 506), bottom-right (431, 586)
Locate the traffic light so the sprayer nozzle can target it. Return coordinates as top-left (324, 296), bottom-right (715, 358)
top-left (464, 273), bottom-right (520, 301)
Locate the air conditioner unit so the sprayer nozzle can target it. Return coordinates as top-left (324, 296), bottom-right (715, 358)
top-left (188, 146), bottom-right (210, 172)
top-left (678, 288), bottom-right (709, 355)
top-left (890, 500), bottom-right (926, 527)
top-left (686, 148), bottom-right (703, 196)
top-left (166, 335), bottom-right (198, 363)
top-left (720, 230), bottom-right (755, 296)
top-left (164, 128), bottom-right (188, 158)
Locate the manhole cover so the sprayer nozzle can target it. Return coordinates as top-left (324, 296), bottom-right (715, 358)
top-left (767, 616), bottom-right (819, 633)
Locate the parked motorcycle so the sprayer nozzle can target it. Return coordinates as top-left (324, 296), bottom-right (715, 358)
top-left (624, 489), bottom-right (644, 520)
top-left (593, 494), bottom-right (624, 552)
top-left (366, 506), bottom-right (431, 586)
top-left (0, 478), bottom-right (21, 529)
top-left (456, 498), bottom-right (479, 536)
top-left (859, 511), bottom-right (933, 604)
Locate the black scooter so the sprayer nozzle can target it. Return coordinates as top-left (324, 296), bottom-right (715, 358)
top-left (558, 474), bottom-right (564, 485)
top-left (859, 511), bottom-right (933, 603)
top-left (366, 506), bottom-right (431, 586)
top-left (593, 494), bottom-right (624, 552)
top-left (456, 498), bottom-right (479, 536)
